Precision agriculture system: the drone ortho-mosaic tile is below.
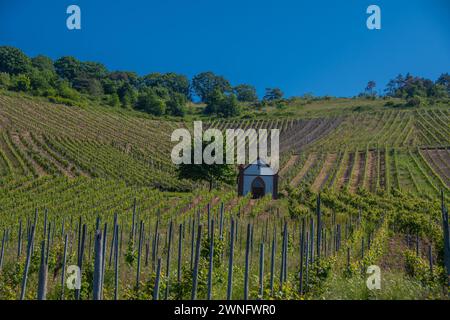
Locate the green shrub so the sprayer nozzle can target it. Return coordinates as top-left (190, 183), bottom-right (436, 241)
top-left (47, 96), bottom-right (78, 106)
top-left (405, 97), bottom-right (421, 108)
top-left (0, 72), bottom-right (11, 89)
top-left (11, 74), bottom-right (31, 92)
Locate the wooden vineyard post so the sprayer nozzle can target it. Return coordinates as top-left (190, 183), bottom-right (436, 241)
top-left (304, 232), bottom-right (309, 293)
top-left (165, 220), bottom-right (173, 299)
top-left (109, 212), bottom-right (118, 267)
top-left (37, 240), bottom-right (48, 300)
top-left (259, 242), bottom-right (264, 299)
top-left (270, 225), bottom-right (276, 297)
top-left (114, 224), bottom-right (120, 300)
top-left (441, 190), bottom-right (450, 291)
top-left (61, 234), bottom-right (68, 300)
top-left (20, 225), bottom-right (35, 300)
top-left (93, 231), bottom-right (103, 300)
top-left (153, 257), bottom-right (162, 300)
top-left (227, 219), bottom-right (235, 300)
top-left (136, 221), bottom-right (144, 291)
top-left (219, 203), bottom-right (224, 241)
top-left (299, 218), bottom-right (305, 296)
top-left (75, 224), bottom-right (86, 300)
top-left (177, 223), bottom-right (183, 284)
top-left (244, 223), bottom-right (251, 300)
top-left (190, 217), bottom-right (195, 270)
top-left (309, 218), bottom-right (314, 265)
top-left (316, 194), bottom-right (322, 258)
top-left (207, 219), bottom-right (215, 300)
top-left (192, 224), bottom-right (202, 300)
top-left (101, 223), bottom-right (108, 299)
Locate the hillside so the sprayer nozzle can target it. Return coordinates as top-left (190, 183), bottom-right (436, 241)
top-left (0, 91), bottom-right (449, 300)
top-left (1, 92), bottom-right (448, 197)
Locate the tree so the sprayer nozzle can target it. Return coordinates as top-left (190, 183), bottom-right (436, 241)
top-left (219, 93), bottom-right (240, 117)
top-left (436, 73), bottom-right (450, 95)
top-left (204, 89), bottom-right (240, 118)
top-left (191, 71), bottom-right (231, 102)
top-left (72, 77), bottom-right (104, 96)
top-left (11, 74), bottom-right (31, 92)
top-left (117, 82), bottom-right (137, 107)
top-left (32, 55), bottom-right (55, 72)
top-left (107, 93), bottom-right (121, 107)
top-left (109, 71), bottom-right (139, 85)
top-left (0, 46), bottom-right (31, 75)
top-left (365, 80), bottom-right (377, 97)
top-left (135, 90), bottom-right (166, 116)
top-left (177, 139), bottom-right (236, 191)
top-left (28, 68), bottom-right (55, 94)
top-left (143, 72), bottom-right (190, 99)
top-left (80, 61), bottom-right (108, 80)
top-left (263, 88), bottom-right (283, 101)
top-left (166, 92), bottom-right (187, 117)
top-left (234, 84), bottom-right (258, 102)
top-left (54, 56), bottom-right (82, 82)
top-left (55, 80), bottom-right (80, 101)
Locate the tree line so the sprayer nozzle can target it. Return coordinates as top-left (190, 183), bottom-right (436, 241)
top-left (0, 46), bottom-right (286, 118)
top-left (0, 46), bottom-right (448, 117)
top-left (361, 73), bottom-right (449, 107)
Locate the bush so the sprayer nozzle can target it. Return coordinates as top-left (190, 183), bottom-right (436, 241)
top-left (136, 91), bottom-right (166, 116)
top-left (56, 80), bottom-right (80, 101)
top-left (0, 72), bottom-right (11, 89)
top-left (405, 97), bottom-right (421, 108)
top-left (384, 101), bottom-right (396, 107)
top-left (28, 68), bottom-right (54, 94)
top-left (166, 92), bottom-right (187, 117)
top-left (0, 46), bottom-right (31, 75)
top-left (47, 96), bottom-right (78, 106)
top-left (11, 74), bottom-right (31, 92)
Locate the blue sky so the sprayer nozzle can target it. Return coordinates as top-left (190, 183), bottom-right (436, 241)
top-left (0, 0), bottom-right (449, 98)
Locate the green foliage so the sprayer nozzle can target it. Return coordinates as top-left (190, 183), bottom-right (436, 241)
top-left (117, 82), bottom-right (137, 107)
top-left (233, 84), bottom-right (258, 102)
top-left (177, 138), bottom-right (236, 191)
top-left (192, 71), bottom-right (231, 102)
top-left (166, 92), bottom-right (187, 117)
top-left (405, 96), bottom-right (422, 108)
top-left (143, 72), bottom-right (190, 99)
top-left (385, 73), bottom-right (448, 100)
top-left (55, 80), bottom-right (81, 101)
top-left (125, 240), bottom-right (136, 267)
top-left (0, 72), bottom-right (11, 89)
top-left (136, 90), bottom-right (166, 116)
top-left (11, 74), bottom-right (31, 92)
top-left (404, 250), bottom-right (446, 288)
top-left (204, 89), bottom-right (240, 117)
top-left (54, 56), bottom-right (82, 82)
top-left (31, 55), bottom-right (55, 72)
top-left (263, 88), bottom-right (284, 101)
top-left (0, 46), bottom-right (31, 75)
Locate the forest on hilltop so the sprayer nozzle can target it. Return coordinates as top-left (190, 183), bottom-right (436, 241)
top-left (0, 46), bottom-right (449, 120)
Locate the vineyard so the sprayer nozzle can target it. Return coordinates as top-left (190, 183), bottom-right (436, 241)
top-left (0, 92), bottom-right (449, 300)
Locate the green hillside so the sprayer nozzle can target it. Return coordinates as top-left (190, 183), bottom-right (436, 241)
top-left (0, 91), bottom-right (449, 300)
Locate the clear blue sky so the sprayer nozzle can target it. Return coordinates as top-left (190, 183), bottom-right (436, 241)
top-left (1, 0), bottom-right (449, 97)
